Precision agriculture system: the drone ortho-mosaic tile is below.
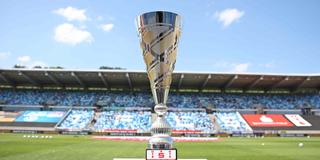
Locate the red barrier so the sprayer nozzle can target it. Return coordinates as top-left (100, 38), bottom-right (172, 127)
top-left (102, 129), bottom-right (137, 133)
top-left (172, 130), bottom-right (202, 134)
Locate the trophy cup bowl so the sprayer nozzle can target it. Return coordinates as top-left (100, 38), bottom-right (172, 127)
top-left (136, 11), bottom-right (181, 152)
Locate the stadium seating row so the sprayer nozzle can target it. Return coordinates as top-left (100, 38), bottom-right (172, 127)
top-left (58, 110), bottom-right (94, 129)
top-left (167, 111), bottom-right (214, 133)
top-left (93, 111), bottom-right (151, 132)
top-left (1, 89), bottom-right (319, 109)
top-left (214, 112), bottom-right (252, 133)
top-left (2, 109), bottom-right (319, 133)
top-left (56, 110), bottom-right (214, 133)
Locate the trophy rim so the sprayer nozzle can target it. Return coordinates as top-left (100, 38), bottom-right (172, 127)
top-left (135, 11), bottom-right (182, 31)
top-left (136, 10), bottom-right (180, 18)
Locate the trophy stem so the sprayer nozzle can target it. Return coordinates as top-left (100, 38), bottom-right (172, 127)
top-left (149, 104), bottom-right (173, 149)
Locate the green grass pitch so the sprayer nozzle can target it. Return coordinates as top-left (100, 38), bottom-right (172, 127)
top-left (1, 133), bottom-right (320, 160)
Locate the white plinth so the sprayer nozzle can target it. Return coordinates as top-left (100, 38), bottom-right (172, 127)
top-left (113, 158), bottom-right (207, 160)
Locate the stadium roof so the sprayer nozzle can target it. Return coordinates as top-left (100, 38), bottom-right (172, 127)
top-left (0, 68), bottom-right (320, 92)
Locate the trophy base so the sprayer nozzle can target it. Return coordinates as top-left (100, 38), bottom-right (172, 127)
top-left (115, 150), bottom-right (207, 160)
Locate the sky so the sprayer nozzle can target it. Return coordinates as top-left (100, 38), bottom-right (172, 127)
top-left (0, 0), bottom-right (320, 74)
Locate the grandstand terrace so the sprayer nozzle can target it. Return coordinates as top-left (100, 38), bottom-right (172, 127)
top-left (1, 68), bottom-right (320, 136)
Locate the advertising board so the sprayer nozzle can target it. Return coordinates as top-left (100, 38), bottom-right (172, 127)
top-left (242, 114), bottom-right (293, 127)
top-left (15, 111), bottom-right (65, 123)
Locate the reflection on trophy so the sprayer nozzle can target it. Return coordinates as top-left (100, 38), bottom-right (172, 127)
top-left (136, 11), bottom-right (181, 158)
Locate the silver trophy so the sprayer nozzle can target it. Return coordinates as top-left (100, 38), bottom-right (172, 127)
top-left (136, 11), bottom-right (182, 150)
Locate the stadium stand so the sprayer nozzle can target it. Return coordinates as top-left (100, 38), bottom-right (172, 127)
top-left (1, 70), bottom-right (320, 136)
top-left (1, 89), bottom-right (319, 109)
top-left (214, 112), bottom-right (252, 133)
top-left (58, 110), bottom-right (94, 130)
top-left (93, 111), bottom-right (151, 132)
top-left (167, 111), bottom-right (214, 133)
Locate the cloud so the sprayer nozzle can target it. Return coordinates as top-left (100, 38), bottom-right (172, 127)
top-left (54, 23), bottom-right (93, 45)
top-left (213, 61), bottom-right (230, 68)
top-left (96, 16), bottom-right (104, 21)
top-left (16, 56), bottom-right (47, 68)
top-left (0, 52), bottom-right (11, 60)
top-left (231, 63), bottom-right (251, 72)
top-left (260, 61), bottom-right (276, 69)
top-left (215, 8), bottom-right (244, 27)
top-left (53, 6), bottom-right (88, 22)
top-left (213, 61), bottom-right (251, 72)
top-left (100, 23), bottom-right (114, 32)
top-left (17, 56), bottom-right (31, 63)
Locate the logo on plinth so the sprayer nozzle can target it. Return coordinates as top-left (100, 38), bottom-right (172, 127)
top-left (146, 149), bottom-right (177, 160)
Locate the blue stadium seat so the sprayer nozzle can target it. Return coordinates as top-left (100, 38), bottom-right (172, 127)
top-left (214, 112), bottom-right (252, 133)
top-left (93, 111), bottom-right (151, 132)
top-left (59, 110), bottom-right (94, 129)
top-left (0, 90), bottom-right (319, 109)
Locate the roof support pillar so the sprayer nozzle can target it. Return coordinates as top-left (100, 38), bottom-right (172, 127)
top-left (45, 71), bottom-right (62, 86)
top-left (71, 72), bottom-right (85, 87)
top-left (200, 74), bottom-right (211, 90)
top-left (18, 71), bottom-right (39, 86)
top-left (224, 75), bottom-right (238, 89)
top-left (268, 76), bottom-right (289, 91)
top-left (0, 72), bottom-right (14, 86)
top-left (98, 72), bottom-right (109, 88)
top-left (245, 76), bottom-right (263, 91)
top-left (292, 77), bottom-right (311, 92)
top-left (126, 73), bottom-right (132, 89)
top-left (178, 74), bottom-right (184, 90)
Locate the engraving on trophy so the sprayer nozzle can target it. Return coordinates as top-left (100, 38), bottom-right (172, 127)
top-left (136, 11), bottom-right (182, 151)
